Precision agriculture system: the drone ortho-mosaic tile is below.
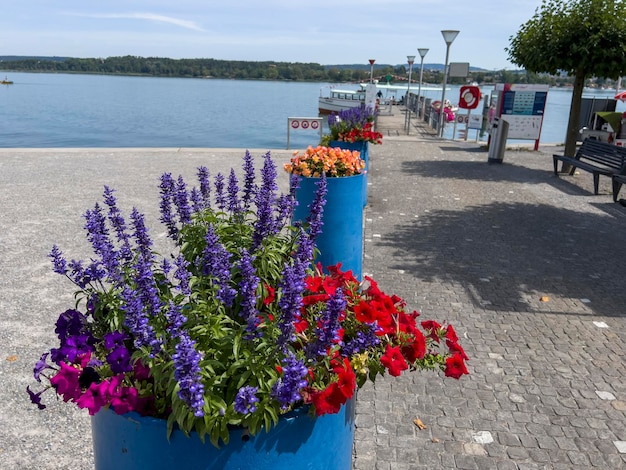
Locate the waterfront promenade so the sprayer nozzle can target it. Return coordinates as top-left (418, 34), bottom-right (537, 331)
top-left (1, 110), bottom-right (626, 469)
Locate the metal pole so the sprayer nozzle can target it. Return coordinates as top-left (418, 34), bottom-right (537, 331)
top-left (369, 59), bottom-right (375, 84)
top-left (417, 48), bottom-right (428, 119)
top-left (405, 56), bottom-right (415, 134)
top-left (438, 30), bottom-right (459, 138)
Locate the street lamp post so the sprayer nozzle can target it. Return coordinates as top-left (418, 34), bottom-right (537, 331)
top-left (417, 48), bottom-right (429, 119)
top-left (405, 55), bottom-right (415, 134)
top-left (438, 30), bottom-right (459, 138)
top-left (368, 59), bottom-right (376, 83)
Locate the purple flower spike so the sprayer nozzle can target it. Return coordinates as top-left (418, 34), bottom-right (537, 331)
top-left (234, 385), bottom-right (259, 414)
top-left (159, 173), bottom-right (179, 240)
top-left (241, 150), bottom-right (256, 210)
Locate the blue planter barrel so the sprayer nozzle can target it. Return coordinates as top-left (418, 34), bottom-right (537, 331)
top-left (292, 173), bottom-right (364, 280)
top-left (91, 398), bottom-right (355, 470)
top-left (330, 140), bottom-right (369, 207)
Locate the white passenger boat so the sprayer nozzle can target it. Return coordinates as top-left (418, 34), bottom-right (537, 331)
top-left (318, 87), bottom-right (368, 115)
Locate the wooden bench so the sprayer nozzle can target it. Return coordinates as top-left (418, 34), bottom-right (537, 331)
top-left (553, 139), bottom-right (626, 195)
top-left (612, 174), bottom-right (626, 202)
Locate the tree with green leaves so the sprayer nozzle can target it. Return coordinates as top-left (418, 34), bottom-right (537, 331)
top-left (506, 0), bottom-right (626, 161)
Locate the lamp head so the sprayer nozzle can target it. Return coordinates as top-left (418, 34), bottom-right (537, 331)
top-left (417, 48), bottom-right (429, 59)
top-left (407, 55), bottom-right (416, 64)
top-left (441, 30), bottom-right (460, 45)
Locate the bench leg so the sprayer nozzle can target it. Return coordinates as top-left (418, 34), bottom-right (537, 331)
top-left (593, 173), bottom-right (600, 195)
top-left (553, 157), bottom-right (559, 177)
top-left (613, 179), bottom-right (623, 202)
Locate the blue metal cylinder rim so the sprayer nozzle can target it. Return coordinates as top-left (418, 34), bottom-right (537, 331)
top-left (91, 398), bottom-right (355, 470)
top-left (292, 172), bottom-right (364, 280)
top-left (329, 140), bottom-right (369, 207)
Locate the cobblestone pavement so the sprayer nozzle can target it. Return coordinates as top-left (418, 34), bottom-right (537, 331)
top-left (353, 111), bottom-right (626, 469)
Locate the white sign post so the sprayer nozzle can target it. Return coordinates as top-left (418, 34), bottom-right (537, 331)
top-left (287, 117), bottom-right (323, 149)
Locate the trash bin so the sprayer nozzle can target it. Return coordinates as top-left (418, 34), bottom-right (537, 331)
top-left (488, 117), bottom-right (509, 164)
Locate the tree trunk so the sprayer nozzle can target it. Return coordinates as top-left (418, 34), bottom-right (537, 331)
top-left (561, 70), bottom-right (586, 172)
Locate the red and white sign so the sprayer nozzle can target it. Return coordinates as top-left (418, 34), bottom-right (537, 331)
top-left (458, 86), bottom-right (481, 110)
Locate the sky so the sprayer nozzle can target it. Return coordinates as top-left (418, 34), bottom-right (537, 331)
top-left (1, 0), bottom-right (545, 71)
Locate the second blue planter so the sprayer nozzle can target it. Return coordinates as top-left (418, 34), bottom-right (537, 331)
top-left (330, 140), bottom-right (368, 207)
top-left (292, 173), bottom-right (364, 280)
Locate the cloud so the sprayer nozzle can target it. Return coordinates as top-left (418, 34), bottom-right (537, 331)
top-left (66, 12), bottom-right (206, 32)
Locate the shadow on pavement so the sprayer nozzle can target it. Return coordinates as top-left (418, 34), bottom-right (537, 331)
top-left (376, 200), bottom-right (626, 318)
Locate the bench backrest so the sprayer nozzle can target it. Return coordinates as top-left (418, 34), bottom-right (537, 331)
top-left (577, 139), bottom-right (626, 170)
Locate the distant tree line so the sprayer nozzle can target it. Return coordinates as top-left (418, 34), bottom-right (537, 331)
top-left (0, 55), bottom-right (597, 87)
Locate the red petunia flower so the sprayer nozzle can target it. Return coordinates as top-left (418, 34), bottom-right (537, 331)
top-left (445, 324), bottom-right (458, 343)
top-left (354, 301), bottom-right (377, 323)
top-left (444, 353), bottom-right (469, 379)
top-left (332, 358), bottom-right (356, 399)
top-left (311, 383), bottom-right (346, 416)
top-left (380, 344), bottom-right (408, 377)
top-left (401, 330), bottom-right (427, 362)
top-left (446, 339), bottom-right (469, 361)
top-left (421, 320), bottom-right (442, 342)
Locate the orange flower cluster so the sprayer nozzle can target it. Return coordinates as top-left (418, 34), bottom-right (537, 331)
top-left (284, 145), bottom-right (365, 177)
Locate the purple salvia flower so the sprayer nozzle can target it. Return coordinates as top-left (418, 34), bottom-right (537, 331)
top-left (103, 186), bottom-right (133, 262)
top-left (83, 261), bottom-right (106, 284)
top-left (49, 245), bottom-right (67, 275)
top-left (189, 187), bottom-right (203, 214)
top-left (237, 249), bottom-right (260, 334)
top-left (161, 258), bottom-right (173, 276)
top-left (84, 203), bottom-right (119, 280)
top-left (201, 224), bottom-right (236, 307)
top-left (227, 168), bottom-right (242, 215)
top-left (306, 288), bottom-right (346, 359)
top-left (134, 253), bottom-right (162, 318)
top-left (241, 150), bottom-right (256, 210)
top-left (342, 325), bottom-right (380, 356)
top-left (130, 208), bottom-right (153, 261)
top-left (234, 385), bottom-right (259, 414)
top-left (120, 286), bottom-right (161, 354)
top-left (175, 175), bottom-right (192, 225)
top-left (166, 302), bottom-right (205, 417)
top-left (276, 260), bottom-right (306, 349)
top-left (271, 354), bottom-right (308, 409)
top-left (197, 166), bottom-right (211, 209)
top-left (304, 175), bottom-right (327, 248)
top-left (214, 173), bottom-right (226, 210)
top-left (274, 193), bottom-right (296, 230)
top-left (67, 259), bottom-right (87, 288)
top-left (173, 254), bottom-right (191, 295)
top-left (252, 152), bottom-right (279, 250)
top-left (159, 173), bottom-right (179, 241)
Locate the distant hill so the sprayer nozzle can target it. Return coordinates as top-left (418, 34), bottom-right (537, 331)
top-left (0, 56), bottom-right (490, 72)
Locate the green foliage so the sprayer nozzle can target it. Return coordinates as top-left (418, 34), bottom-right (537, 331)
top-left (507, 0), bottom-right (626, 79)
top-left (507, 0), bottom-right (626, 156)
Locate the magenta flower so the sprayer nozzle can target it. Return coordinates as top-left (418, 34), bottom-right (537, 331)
top-left (49, 362), bottom-right (82, 402)
top-left (76, 380), bottom-right (109, 415)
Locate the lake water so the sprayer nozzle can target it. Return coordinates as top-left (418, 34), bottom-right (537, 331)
top-left (0, 72), bottom-right (624, 148)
